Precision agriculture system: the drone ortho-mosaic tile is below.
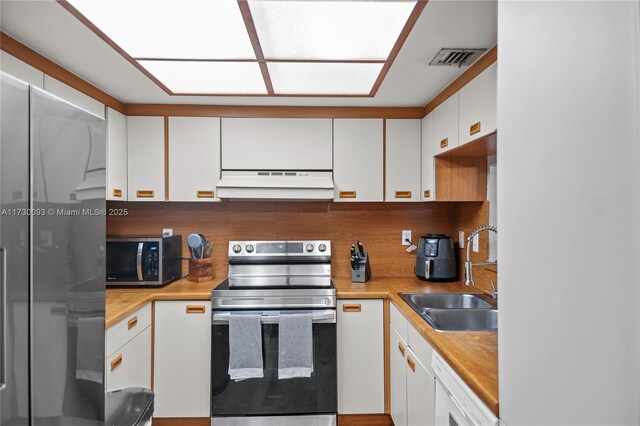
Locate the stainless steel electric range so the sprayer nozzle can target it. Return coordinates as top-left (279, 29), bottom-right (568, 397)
top-left (211, 241), bottom-right (337, 426)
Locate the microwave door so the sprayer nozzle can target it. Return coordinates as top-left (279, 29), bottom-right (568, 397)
top-left (106, 242), bottom-right (143, 282)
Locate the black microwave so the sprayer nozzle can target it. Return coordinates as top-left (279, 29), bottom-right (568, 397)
top-left (106, 235), bottom-right (182, 286)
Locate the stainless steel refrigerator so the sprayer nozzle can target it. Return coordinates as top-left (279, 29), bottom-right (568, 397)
top-left (0, 72), bottom-right (106, 425)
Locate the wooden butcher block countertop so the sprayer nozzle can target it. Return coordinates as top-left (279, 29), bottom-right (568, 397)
top-left (106, 276), bottom-right (499, 416)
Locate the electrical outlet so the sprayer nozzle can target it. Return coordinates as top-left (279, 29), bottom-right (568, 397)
top-left (473, 234), bottom-right (480, 253)
top-left (459, 231), bottom-right (465, 249)
top-left (402, 230), bottom-right (412, 246)
top-left (162, 228), bottom-right (173, 237)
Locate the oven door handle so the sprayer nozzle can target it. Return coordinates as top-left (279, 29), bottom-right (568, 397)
top-left (136, 243), bottom-right (144, 281)
top-left (212, 310), bottom-right (336, 324)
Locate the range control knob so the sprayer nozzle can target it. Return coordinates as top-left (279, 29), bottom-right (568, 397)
top-left (245, 244), bottom-right (255, 253)
top-left (305, 244), bottom-right (315, 253)
top-left (232, 244), bottom-right (242, 254)
top-left (318, 244), bottom-right (327, 252)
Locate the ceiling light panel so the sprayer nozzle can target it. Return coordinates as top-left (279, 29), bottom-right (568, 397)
top-left (138, 61), bottom-right (268, 94)
top-left (66, 0), bottom-right (256, 60)
top-left (268, 62), bottom-right (383, 95)
top-left (249, 0), bottom-right (417, 60)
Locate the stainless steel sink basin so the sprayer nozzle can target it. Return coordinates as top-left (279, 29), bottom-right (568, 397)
top-left (398, 292), bottom-right (497, 332)
top-left (400, 292), bottom-right (493, 310)
top-left (422, 309), bottom-right (498, 332)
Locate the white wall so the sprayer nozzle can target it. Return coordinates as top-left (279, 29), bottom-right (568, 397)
top-left (498, 1), bottom-right (640, 425)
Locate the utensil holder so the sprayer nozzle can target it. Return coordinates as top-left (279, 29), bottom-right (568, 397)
top-left (188, 258), bottom-right (213, 283)
top-left (351, 253), bottom-right (371, 283)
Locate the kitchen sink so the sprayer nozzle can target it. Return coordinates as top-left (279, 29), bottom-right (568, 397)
top-left (398, 292), bottom-right (497, 332)
top-left (400, 292), bottom-right (493, 310)
top-left (421, 308), bottom-right (498, 332)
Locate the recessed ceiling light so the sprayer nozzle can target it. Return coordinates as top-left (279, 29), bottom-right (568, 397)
top-left (138, 61), bottom-right (268, 94)
top-left (268, 62), bottom-right (384, 95)
top-left (66, 0), bottom-right (256, 60)
top-left (249, 0), bottom-right (417, 60)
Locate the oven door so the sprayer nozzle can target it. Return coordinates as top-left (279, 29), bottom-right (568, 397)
top-left (211, 310), bottom-right (337, 417)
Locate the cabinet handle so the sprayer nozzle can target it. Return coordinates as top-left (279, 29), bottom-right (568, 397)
top-left (398, 342), bottom-right (406, 357)
top-left (424, 190), bottom-right (431, 198)
top-left (197, 190), bottom-right (214, 198)
top-left (339, 191), bottom-right (357, 199)
top-left (186, 305), bottom-right (206, 314)
top-left (127, 316), bottom-right (138, 330)
top-left (112, 188), bottom-right (122, 198)
top-left (440, 138), bottom-right (449, 149)
top-left (136, 190), bottom-right (154, 198)
top-left (407, 356), bottom-right (416, 372)
top-left (470, 121), bottom-right (481, 136)
top-left (395, 191), bottom-right (412, 199)
top-left (342, 304), bottom-right (361, 313)
top-left (110, 355), bottom-right (122, 371)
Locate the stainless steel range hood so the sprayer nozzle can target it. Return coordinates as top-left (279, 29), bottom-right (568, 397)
top-left (216, 170), bottom-right (334, 200)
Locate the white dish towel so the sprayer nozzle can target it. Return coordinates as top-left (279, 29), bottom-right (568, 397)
top-left (228, 314), bottom-right (264, 381)
top-left (278, 313), bottom-right (313, 379)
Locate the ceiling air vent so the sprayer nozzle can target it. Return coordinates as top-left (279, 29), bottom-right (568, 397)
top-left (429, 48), bottom-right (487, 67)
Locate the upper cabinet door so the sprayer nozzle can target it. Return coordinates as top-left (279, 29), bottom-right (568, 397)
top-left (432, 93), bottom-right (459, 155)
top-left (421, 114), bottom-right (435, 201)
top-left (127, 116), bottom-right (165, 201)
top-left (458, 63), bottom-right (497, 145)
top-left (168, 117), bottom-right (221, 202)
top-left (106, 108), bottom-right (128, 201)
top-left (386, 119), bottom-right (421, 202)
top-left (333, 119), bottom-right (383, 202)
top-left (221, 118), bottom-right (332, 170)
top-left (43, 75), bottom-right (105, 119)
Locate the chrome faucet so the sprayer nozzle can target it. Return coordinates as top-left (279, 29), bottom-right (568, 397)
top-left (464, 226), bottom-right (498, 296)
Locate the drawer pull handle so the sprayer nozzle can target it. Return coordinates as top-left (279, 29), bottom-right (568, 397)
top-left (127, 316), bottom-right (138, 330)
top-left (470, 121), bottom-right (481, 136)
top-left (112, 189), bottom-right (122, 197)
top-left (110, 355), bottom-right (122, 371)
top-left (395, 191), bottom-right (412, 199)
top-left (339, 191), bottom-right (357, 199)
top-left (407, 356), bottom-right (416, 372)
top-left (186, 305), bottom-right (206, 314)
top-left (424, 190), bottom-right (431, 198)
top-left (136, 190), bottom-right (154, 198)
top-left (440, 138), bottom-right (449, 149)
top-left (342, 304), bottom-right (361, 313)
top-left (197, 190), bottom-right (214, 198)
top-left (398, 342), bottom-right (405, 357)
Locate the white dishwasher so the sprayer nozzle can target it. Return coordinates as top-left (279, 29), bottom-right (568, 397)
top-left (432, 352), bottom-right (498, 426)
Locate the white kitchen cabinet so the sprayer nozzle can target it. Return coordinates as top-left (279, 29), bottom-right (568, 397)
top-left (106, 326), bottom-right (152, 391)
top-left (127, 116), bottom-right (165, 201)
top-left (391, 325), bottom-right (408, 426)
top-left (333, 119), bottom-right (383, 202)
top-left (421, 114), bottom-right (436, 201)
top-left (43, 75), bottom-right (105, 119)
top-left (406, 346), bottom-right (436, 426)
top-left (154, 301), bottom-right (212, 418)
top-left (168, 117), bottom-right (221, 202)
top-left (385, 119), bottom-right (421, 202)
top-left (337, 300), bottom-right (384, 414)
top-left (106, 303), bottom-right (152, 358)
top-left (106, 107), bottom-right (128, 201)
top-left (433, 93), bottom-right (459, 155)
top-left (221, 118), bottom-right (332, 170)
top-left (1, 51), bottom-right (44, 88)
top-left (458, 63), bottom-right (497, 145)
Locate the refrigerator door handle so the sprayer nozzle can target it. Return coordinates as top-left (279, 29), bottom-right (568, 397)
top-left (0, 247), bottom-right (6, 390)
top-left (136, 243), bottom-right (144, 281)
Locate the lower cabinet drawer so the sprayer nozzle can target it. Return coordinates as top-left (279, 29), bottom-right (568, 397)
top-left (153, 301), bottom-right (212, 418)
top-left (106, 326), bottom-right (152, 391)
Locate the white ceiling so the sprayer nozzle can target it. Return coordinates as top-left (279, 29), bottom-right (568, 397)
top-left (0, 0), bottom-right (497, 107)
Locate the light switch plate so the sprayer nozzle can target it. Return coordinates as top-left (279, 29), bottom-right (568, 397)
top-left (402, 230), bottom-right (412, 245)
top-left (162, 228), bottom-right (173, 237)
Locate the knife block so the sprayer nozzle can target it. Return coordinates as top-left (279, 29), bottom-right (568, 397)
top-left (188, 258), bottom-right (213, 283)
top-left (351, 253), bottom-right (371, 283)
